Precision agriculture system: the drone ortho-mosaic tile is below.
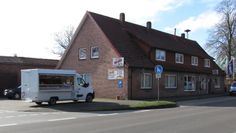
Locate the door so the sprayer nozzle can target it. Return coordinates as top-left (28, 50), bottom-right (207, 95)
top-left (74, 77), bottom-right (87, 100)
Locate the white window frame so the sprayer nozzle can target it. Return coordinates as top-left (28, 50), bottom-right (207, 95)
top-left (175, 53), bottom-right (184, 64)
top-left (141, 73), bottom-right (152, 89)
top-left (79, 48), bottom-right (87, 60)
top-left (191, 56), bottom-right (198, 66)
top-left (204, 59), bottom-right (210, 68)
top-left (155, 49), bottom-right (166, 61)
top-left (184, 75), bottom-right (196, 91)
top-left (91, 46), bottom-right (99, 59)
top-left (165, 74), bottom-right (177, 89)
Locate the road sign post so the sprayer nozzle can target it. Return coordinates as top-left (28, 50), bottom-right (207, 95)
top-left (154, 65), bottom-right (163, 101)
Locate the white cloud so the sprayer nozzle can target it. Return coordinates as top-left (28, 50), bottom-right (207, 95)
top-left (164, 11), bottom-right (220, 34)
top-left (0, 0), bottom-right (190, 59)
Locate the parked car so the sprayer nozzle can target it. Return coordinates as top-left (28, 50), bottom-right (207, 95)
top-left (4, 86), bottom-right (21, 99)
top-left (229, 81), bottom-right (236, 96)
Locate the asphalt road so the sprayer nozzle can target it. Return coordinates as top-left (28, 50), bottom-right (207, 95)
top-left (0, 96), bottom-right (236, 133)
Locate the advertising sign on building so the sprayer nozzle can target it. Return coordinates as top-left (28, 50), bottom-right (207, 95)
top-left (112, 57), bottom-right (124, 67)
top-left (108, 68), bottom-right (124, 80)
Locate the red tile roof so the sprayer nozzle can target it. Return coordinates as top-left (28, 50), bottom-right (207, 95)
top-left (58, 11), bottom-right (224, 75)
top-left (88, 12), bottom-right (224, 75)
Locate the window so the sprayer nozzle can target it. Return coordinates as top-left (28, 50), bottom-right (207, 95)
top-left (214, 77), bottom-right (220, 88)
top-left (141, 73), bottom-right (152, 89)
top-left (39, 75), bottom-right (74, 90)
top-left (191, 56), bottom-right (198, 66)
top-left (175, 53), bottom-right (184, 64)
top-left (81, 73), bottom-right (91, 84)
top-left (79, 48), bottom-right (87, 60)
top-left (155, 49), bottom-right (166, 61)
top-left (204, 59), bottom-right (210, 67)
top-left (77, 77), bottom-right (86, 87)
top-left (165, 75), bottom-right (177, 88)
top-left (91, 46), bottom-right (99, 59)
top-left (184, 75), bottom-right (196, 91)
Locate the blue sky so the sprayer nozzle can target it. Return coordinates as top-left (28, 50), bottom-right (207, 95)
top-left (0, 0), bottom-right (223, 59)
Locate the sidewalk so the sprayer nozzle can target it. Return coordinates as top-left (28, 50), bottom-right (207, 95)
top-left (162, 93), bottom-right (228, 102)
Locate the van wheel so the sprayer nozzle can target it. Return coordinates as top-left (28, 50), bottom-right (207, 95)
top-left (48, 97), bottom-right (57, 105)
top-left (35, 102), bottom-right (42, 105)
top-left (85, 94), bottom-right (93, 103)
top-left (14, 93), bottom-right (20, 99)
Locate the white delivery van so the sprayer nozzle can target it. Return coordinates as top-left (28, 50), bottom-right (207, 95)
top-left (21, 69), bottom-right (94, 105)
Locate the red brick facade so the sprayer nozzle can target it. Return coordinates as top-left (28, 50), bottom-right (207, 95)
top-left (58, 12), bottom-right (225, 100)
top-left (58, 16), bottom-right (128, 99)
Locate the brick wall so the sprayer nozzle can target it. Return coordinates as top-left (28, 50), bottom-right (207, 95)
top-left (0, 63), bottom-right (56, 97)
top-left (59, 16), bottom-right (128, 99)
top-left (129, 67), bottom-right (224, 100)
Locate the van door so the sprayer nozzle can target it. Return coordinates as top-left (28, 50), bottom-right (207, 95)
top-left (75, 77), bottom-right (87, 100)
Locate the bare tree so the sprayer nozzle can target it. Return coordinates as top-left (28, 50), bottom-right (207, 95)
top-left (53, 25), bottom-right (75, 57)
top-left (206, 0), bottom-right (236, 67)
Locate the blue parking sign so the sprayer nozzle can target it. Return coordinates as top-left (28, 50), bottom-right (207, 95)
top-left (117, 80), bottom-right (123, 89)
top-left (155, 65), bottom-right (163, 74)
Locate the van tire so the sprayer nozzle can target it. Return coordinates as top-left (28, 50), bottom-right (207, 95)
top-left (48, 97), bottom-right (57, 105)
top-left (85, 94), bottom-right (93, 103)
top-left (14, 93), bottom-right (20, 99)
top-left (35, 102), bottom-right (42, 105)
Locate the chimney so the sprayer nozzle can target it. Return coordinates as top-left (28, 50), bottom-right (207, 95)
top-left (174, 28), bottom-right (176, 36)
top-left (146, 21), bottom-right (152, 30)
top-left (120, 13), bottom-right (125, 23)
top-left (181, 33), bottom-right (185, 38)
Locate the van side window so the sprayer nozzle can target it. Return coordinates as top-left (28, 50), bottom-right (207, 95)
top-left (77, 78), bottom-right (86, 86)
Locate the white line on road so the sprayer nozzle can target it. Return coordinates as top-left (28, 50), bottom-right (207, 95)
top-left (0, 123), bottom-right (18, 127)
top-left (29, 114), bottom-right (39, 116)
top-left (4, 116), bottom-right (14, 118)
top-left (97, 113), bottom-right (119, 117)
top-left (17, 114), bottom-right (27, 117)
top-left (133, 110), bottom-right (151, 113)
top-left (48, 117), bottom-right (77, 122)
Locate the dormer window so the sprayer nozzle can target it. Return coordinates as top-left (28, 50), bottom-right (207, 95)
top-left (156, 49), bottom-right (166, 61)
top-left (175, 53), bottom-right (184, 64)
top-left (204, 59), bottom-right (210, 67)
top-left (191, 56), bottom-right (198, 66)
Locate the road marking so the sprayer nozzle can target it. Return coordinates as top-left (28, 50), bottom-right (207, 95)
top-left (17, 114), bottom-right (27, 117)
top-left (29, 114), bottom-right (39, 116)
top-left (4, 116), bottom-right (14, 118)
top-left (97, 113), bottom-right (119, 117)
top-left (0, 123), bottom-right (18, 127)
top-left (133, 110), bottom-right (151, 113)
top-left (41, 113), bottom-right (51, 115)
top-left (0, 110), bottom-right (16, 113)
top-left (48, 117), bottom-right (77, 122)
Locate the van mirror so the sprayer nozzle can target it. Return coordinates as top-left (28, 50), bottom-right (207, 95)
top-left (83, 83), bottom-right (89, 88)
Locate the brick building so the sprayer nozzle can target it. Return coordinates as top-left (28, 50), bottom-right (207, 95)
top-left (0, 56), bottom-right (58, 97)
top-left (57, 11), bottom-right (225, 100)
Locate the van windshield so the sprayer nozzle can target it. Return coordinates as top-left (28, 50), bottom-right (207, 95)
top-left (77, 78), bottom-right (86, 86)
